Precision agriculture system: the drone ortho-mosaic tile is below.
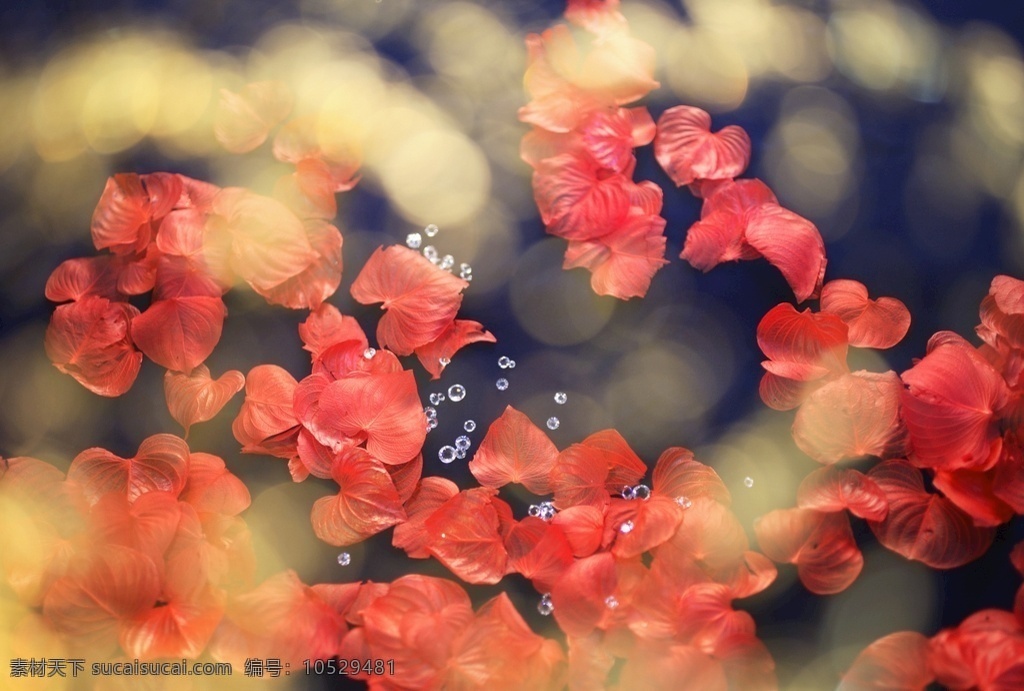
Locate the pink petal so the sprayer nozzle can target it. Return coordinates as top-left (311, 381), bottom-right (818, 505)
top-left (90, 174), bottom-right (152, 254)
top-left (163, 365), bottom-right (245, 434)
top-left (744, 204), bottom-right (826, 302)
top-left (468, 406), bottom-right (559, 494)
top-left (754, 508), bottom-right (863, 594)
top-left (131, 295), bottom-right (227, 372)
top-left (654, 105), bottom-right (751, 186)
top-left (796, 466), bottom-right (888, 521)
top-left (415, 319), bottom-right (496, 380)
top-left (68, 433), bottom-right (190, 504)
top-left (820, 279), bottom-right (911, 349)
top-left (840, 632), bottom-right (934, 690)
top-left (311, 447), bottom-right (407, 546)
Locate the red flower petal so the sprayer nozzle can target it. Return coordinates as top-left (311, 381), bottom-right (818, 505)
top-left (44, 296), bottom-right (142, 396)
top-left (654, 106), bottom-right (751, 186)
top-left (213, 81), bottom-right (293, 154)
top-left (140, 172), bottom-right (183, 220)
top-left (45, 256), bottom-right (120, 303)
top-left (840, 632), bottom-right (933, 691)
top-left (350, 245), bottom-right (468, 356)
top-left (579, 107), bottom-right (643, 173)
top-left (231, 364), bottom-right (300, 457)
top-left (659, 497), bottom-right (749, 574)
top-left (932, 467), bottom-right (1013, 527)
top-left (744, 204), bottom-right (826, 302)
top-left (163, 364), bottom-right (245, 434)
top-left (212, 188), bottom-right (317, 294)
top-left (180, 451), bottom-right (251, 516)
top-left (43, 546), bottom-right (161, 655)
top-left (901, 332), bottom-right (1009, 471)
top-left (754, 508), bottom-right (863, 595)
top-left (298, 303), bottom-right (367, 361)
top-left (504, 517), bottom-right (574, 592)
top-left (793, 370), bottom-right (908, 463)
top-left (867, 459), bottom-right (995, 568)
top-left (310, 447), bottom-right (407, 547)
top-left (68, 433), bottom-right (190, 504)
top-left (121, 584), bottom-right (225, 660)
top-left (91, 174), bottom-right (152, 254)
top-left (820, 279), bottom-right (911, 349)
top-left (796, 466), bottom-right (888, 521)
top-left (116, 245), bottom-right (160, 296)
top-left (979, 275), bottom-right (1024, 350)
top-left (562, 210), bottom-right (668, 299)
top-left (90, 490), bottom-right (181, 566)
top-left (533, 152), bottom-right (632, 241)
top-left (314, 370), bottom-right (426, 465)
top-left (386, 453), bottom-right (422, 505)
top-left (468, 406), bottom-right (559, 494)
top-left (551, 552), bottom-right (617, 638)
top-left (131, 295), bottom-right (226, 373)
top-left (652, 447), bottom-right (732, 506)
top-left (392, 476), bottom-right (460, 559)
top-left (415, 319), bottom-right (497, 380)
top-left (425, 488), bottom-right (509, 584)
top-left (550, 504), bottom-right (606, 558)
top-left (255, 219), bottom-right (342, 309)
top-left (606, 494), bottom-right (683, 558)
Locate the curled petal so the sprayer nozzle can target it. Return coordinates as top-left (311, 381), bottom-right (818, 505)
top-left (655, 106), bottom-right (751, 186)
top-left (163, 365), bottom-right (245, 434)
top-left (550, 505), bottom-right (605, 558)
top-left (744, 204), bottom-right (826, 303)
top-left (392, 476), bottom-right (460, 559)
top-left (551, 552), bottom-right (617, 638)
top-left (45, 296), bottom-right (142, 396)
top-left (840, 632), bottom-right (934, 691)
top-left (256, 219), bottom-right (342, 310)
top-left (867, 459), bottom-right (995, 568)
top-left (931, 467), bottom-right (1013, 528)
top-left (350, 245), bottom-right (468, 356)
top-left (180, 452), bottom-right (250, 516)
top-left (820, 279), bottom-right (911, 349)
top-left (298, 303), bottom-right (367, 361)
top-left (415, 319), bottom-right (496, 380)
top-left (231, 365), bottom-right (300, 457)
top-left (131, 296), bottom-right (226, 373)
top-left (45, 256), bottom-right (120, 303)
top-left (652, 447), bottom-right (731, 506)
top-left (562, 211), bottom-right (668, 300)
top-left (425, 488), bottom-right (509, 584)
top-left (468, 406), bottom-right (559, 495)
top-left (797, 466), bottom-right (888, 521)
top-left (754, 508), bottom-right (863, 595)
top-left (979, 275), bottom-right (1024, 350)
top-left (311, 447), bottom-right (406, 547)
top-left (504, 517), bottom-right (574, 592)
top-left (91, 174), bottom-right (152, 254)
top-left (533, 152), bottom-right (632, 241)
top-left (793, 370), bottom-right (908, 464)
top-left (68, 434), bottom-right (190, 504)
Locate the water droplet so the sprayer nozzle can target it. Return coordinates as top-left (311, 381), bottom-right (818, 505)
top-left (554, 391), bottom-right (567, 405)
top-left (439, 446), bottom-right (457, 464)
top-left (448, 384), bottom-right (466, 402)
top-left (528, 504), bottom-right (540, 517)
top-left (507, 359), bottom-right (516, 368)
top-left (604, 596), bottom-right (619, 609)
top-left (440, 254), bottom-right (455, 271)
top-left (676, 496), bottom-right (693, 509)
top-left (619, 520), bottom-right (635, 534)
top-left (439, 357), bottom-right (451, 368)
top-left (440, 532), bottom-right (447, 539)
top-left (429, 392), bottom-right (445, 406)
top-left (498, 355), bottom-right (511, 369)
top-left (463, 420), bottom-right (476, 433)
top-left (744, 476), bottom-right (754, 488)
top-left (423, 245), bottom-right (438, 263)
top-left (546, 417), bottom-right (560, 430)
top-left (621, 485), bottom-right (636, 500)
top-left (405, 232), bottom-right (422, 249)
top-left (424, 223), bottom-right (439, 237)
top-left (337, 552), bottom-right (351, 566)
top-left (537, 594), bottom-right (554, 616)
top-left (363, 347), bottom-right (376, 360)
top-left (455, 435), bottom-right (471, 451)
top-left (496, 378), bottom-right (509, 391)
top-left (634, 484), bottom-right (651, 501)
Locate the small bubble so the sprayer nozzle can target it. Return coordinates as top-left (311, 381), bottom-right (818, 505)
top-left (537, 594), bottom-right (554, 616)
top-left (363, 347), bottom-right (376, 359)
top-left (463, 420), bottom-right (476, 433)
top-left (546, 417), bottom-right (560, 430)
top-left (337, 552), bottom-right (351, 566)
top-left (440, 254), bottom-right (455, 271)
top-left (538, 501), bottom-right (556, 520)
top-left (498, 355), bottom-right (511, 369)
top-left (429, 393), bottom-right (445, 406)
top-left (744, 476), bottom-right (754, 488)
top-left (426, 418), bottom-right (438, 432)
top-left (621, 485), bottom-right (636, 500)
top-left (439, 357), bottom-right (451, 368)
top-left (424, 223), bottom-right (439, 237)
top-left (507, 359), bottom-right (516, 369)
top-left (634, 484), bottom-right (651, 501)
top-left (448, 384), bottom-right (466, 402)
top-left (439, 446), bottom-right (457, 464)
top-left (424, 406), bottom-right (437, 419)
top-left (455, 435), bottom-right (471, 451)
top-left (496, 378), bottom-right (509, 391)
top-left (675, 496), bottom-right (692, 509)
top-left (554, 391), bottom-right (567, 405)
top-left (619, 520), bottom-right (635, 534)
top-left (423, 245), bottom-right (438, 262)
top-left (455, 448), bottom-right (466, 460)
top-left (528, 504), bottom-right (540, 517)
top-left (604, 596), bottom-right (619, 609)
top-left (405, 232), bottom-right (422, 249)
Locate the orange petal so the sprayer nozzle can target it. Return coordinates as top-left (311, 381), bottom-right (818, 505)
top-left (654, 106), bottom-right (751, 186)
top-left (213, 81), bottom-right (293, 154)
top-left (131, 295), bottom-right (226, 372)
top-left (840, 631), bottom-right (934, 690)
top-left (311, 447), bottom-right (406, 546)
top-left (468, 406), bottom-right (559, 494)
top-left (820, 279), bottom-right (911, 349)
top-left (68, 434), bottom-right (190, 504)
top-left (231, 364), bottom-right (300, 458)
top-left (163, 364), bottom-right (245, 434)
top-left (796, 466), bottom-right (888, 521)
top-left (754, 508), bottom-right (863, 595)
top-left (415, 319), bottom-right (496, 380)
top-left (425, 488), bottom-right (509, 584)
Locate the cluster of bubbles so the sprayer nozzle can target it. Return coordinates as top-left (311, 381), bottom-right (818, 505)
top-left (406, 224), bottom-right (472, 281)
top-left (621, 484), bottom-right (652, 501)
top-left (537, 593), bottom-right (554, 616)
top-left (425, 405), bottom-right (438, 432)
top-left (527, 501), bottom-right (557, 521)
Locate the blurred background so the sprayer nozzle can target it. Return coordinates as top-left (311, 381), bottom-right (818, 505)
top-left (1, 0), bottom-right (1024, 688)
